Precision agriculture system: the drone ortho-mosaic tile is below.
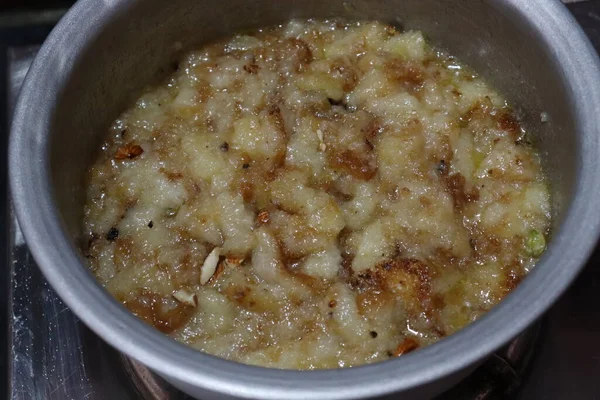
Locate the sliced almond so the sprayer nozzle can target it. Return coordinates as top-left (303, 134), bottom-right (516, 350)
top-left (316, 129), bottom-right (326, 152)
top-left (200, 247), bottom-right (221, 285)
top-left (114, 143), bottom-right (144, 160)
top-left (172, 289), bottom-right (198, 307)
top-left (316, 129), bottom-right (324, 142)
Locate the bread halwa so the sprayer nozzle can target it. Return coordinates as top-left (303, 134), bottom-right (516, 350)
top-left (83, 20), bottom-right (550, 369)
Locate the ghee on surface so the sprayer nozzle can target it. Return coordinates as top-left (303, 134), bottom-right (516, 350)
top-left (83, 20), bottom-right (550, 369)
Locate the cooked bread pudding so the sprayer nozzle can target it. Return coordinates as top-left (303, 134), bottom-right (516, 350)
top-left (84, 20), bottom-right (550, 369)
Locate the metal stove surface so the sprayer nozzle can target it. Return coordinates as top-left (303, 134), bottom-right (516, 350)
top-left (5, 2), bottom-right (600, 399)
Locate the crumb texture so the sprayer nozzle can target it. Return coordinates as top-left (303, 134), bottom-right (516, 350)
top-left (84, 20), bottom-right (550, 369)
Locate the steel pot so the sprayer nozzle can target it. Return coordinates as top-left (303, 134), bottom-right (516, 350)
top-left (9, 0), bottom-right (600, 399)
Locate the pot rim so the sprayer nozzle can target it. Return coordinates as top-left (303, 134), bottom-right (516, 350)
top-left (9, 0), bottom-right (600, 399)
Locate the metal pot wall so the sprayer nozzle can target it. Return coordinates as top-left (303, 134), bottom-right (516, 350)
top-left (9, 0), bottom-right (600, 399)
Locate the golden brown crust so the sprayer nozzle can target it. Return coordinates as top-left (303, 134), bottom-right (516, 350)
top-left (496, 111), bottom-right (522, 137)
top-left (384, 59), bottom-right (425, 95)
top-left (376, 259), bottom-right (434, 314)
top-left (328, 150), bottom-right (377, 181)
top-left (280, 38), bottom-right (313, 72)
top-left (123, 290), bottom-right (197, 334)
top-left (393, 337), bottom-right (420, 357)
top-left (442, 173), bottom-right (480, 210)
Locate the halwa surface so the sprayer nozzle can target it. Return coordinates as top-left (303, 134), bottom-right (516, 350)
top-left (84, 20), bottom-right (550, 369)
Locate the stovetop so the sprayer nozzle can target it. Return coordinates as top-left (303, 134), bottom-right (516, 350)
top-left (3, 2), bottom-right (600, 399)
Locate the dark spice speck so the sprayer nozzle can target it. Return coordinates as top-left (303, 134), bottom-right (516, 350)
top-left (242, 163), bottom-right (250, 169)
top-left (148, 221), bottom-right (154, 228)
top-left (370, 331), bottom-right (378, 338)
top-left (437, 159), bottom-right (448, 175)
top-left (106, 227), bottom-right (119, 241)
top-left (220, 142), bottom-right (229, 152)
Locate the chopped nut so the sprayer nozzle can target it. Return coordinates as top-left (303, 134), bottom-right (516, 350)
top-left (316, 129), bottom-right (324, 142)
top-left (173, 289), bottom-right (198, 307)
top-left (257, 210), bottom-right (270, 225)
top-left (200, 247), bottom-right (221, 285)
top-left (209, 263), bottom-right (225, 284)
top-left (224, 256), bottom-right (244, 268)
top-left (114, 143), bottom-right (144, 160)
top-left (393, 337), bottom-right (419, 357)
top-left (316, 129), bottom-right (327, 152)
top-left (525, 229), bottom-right (546, 257)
